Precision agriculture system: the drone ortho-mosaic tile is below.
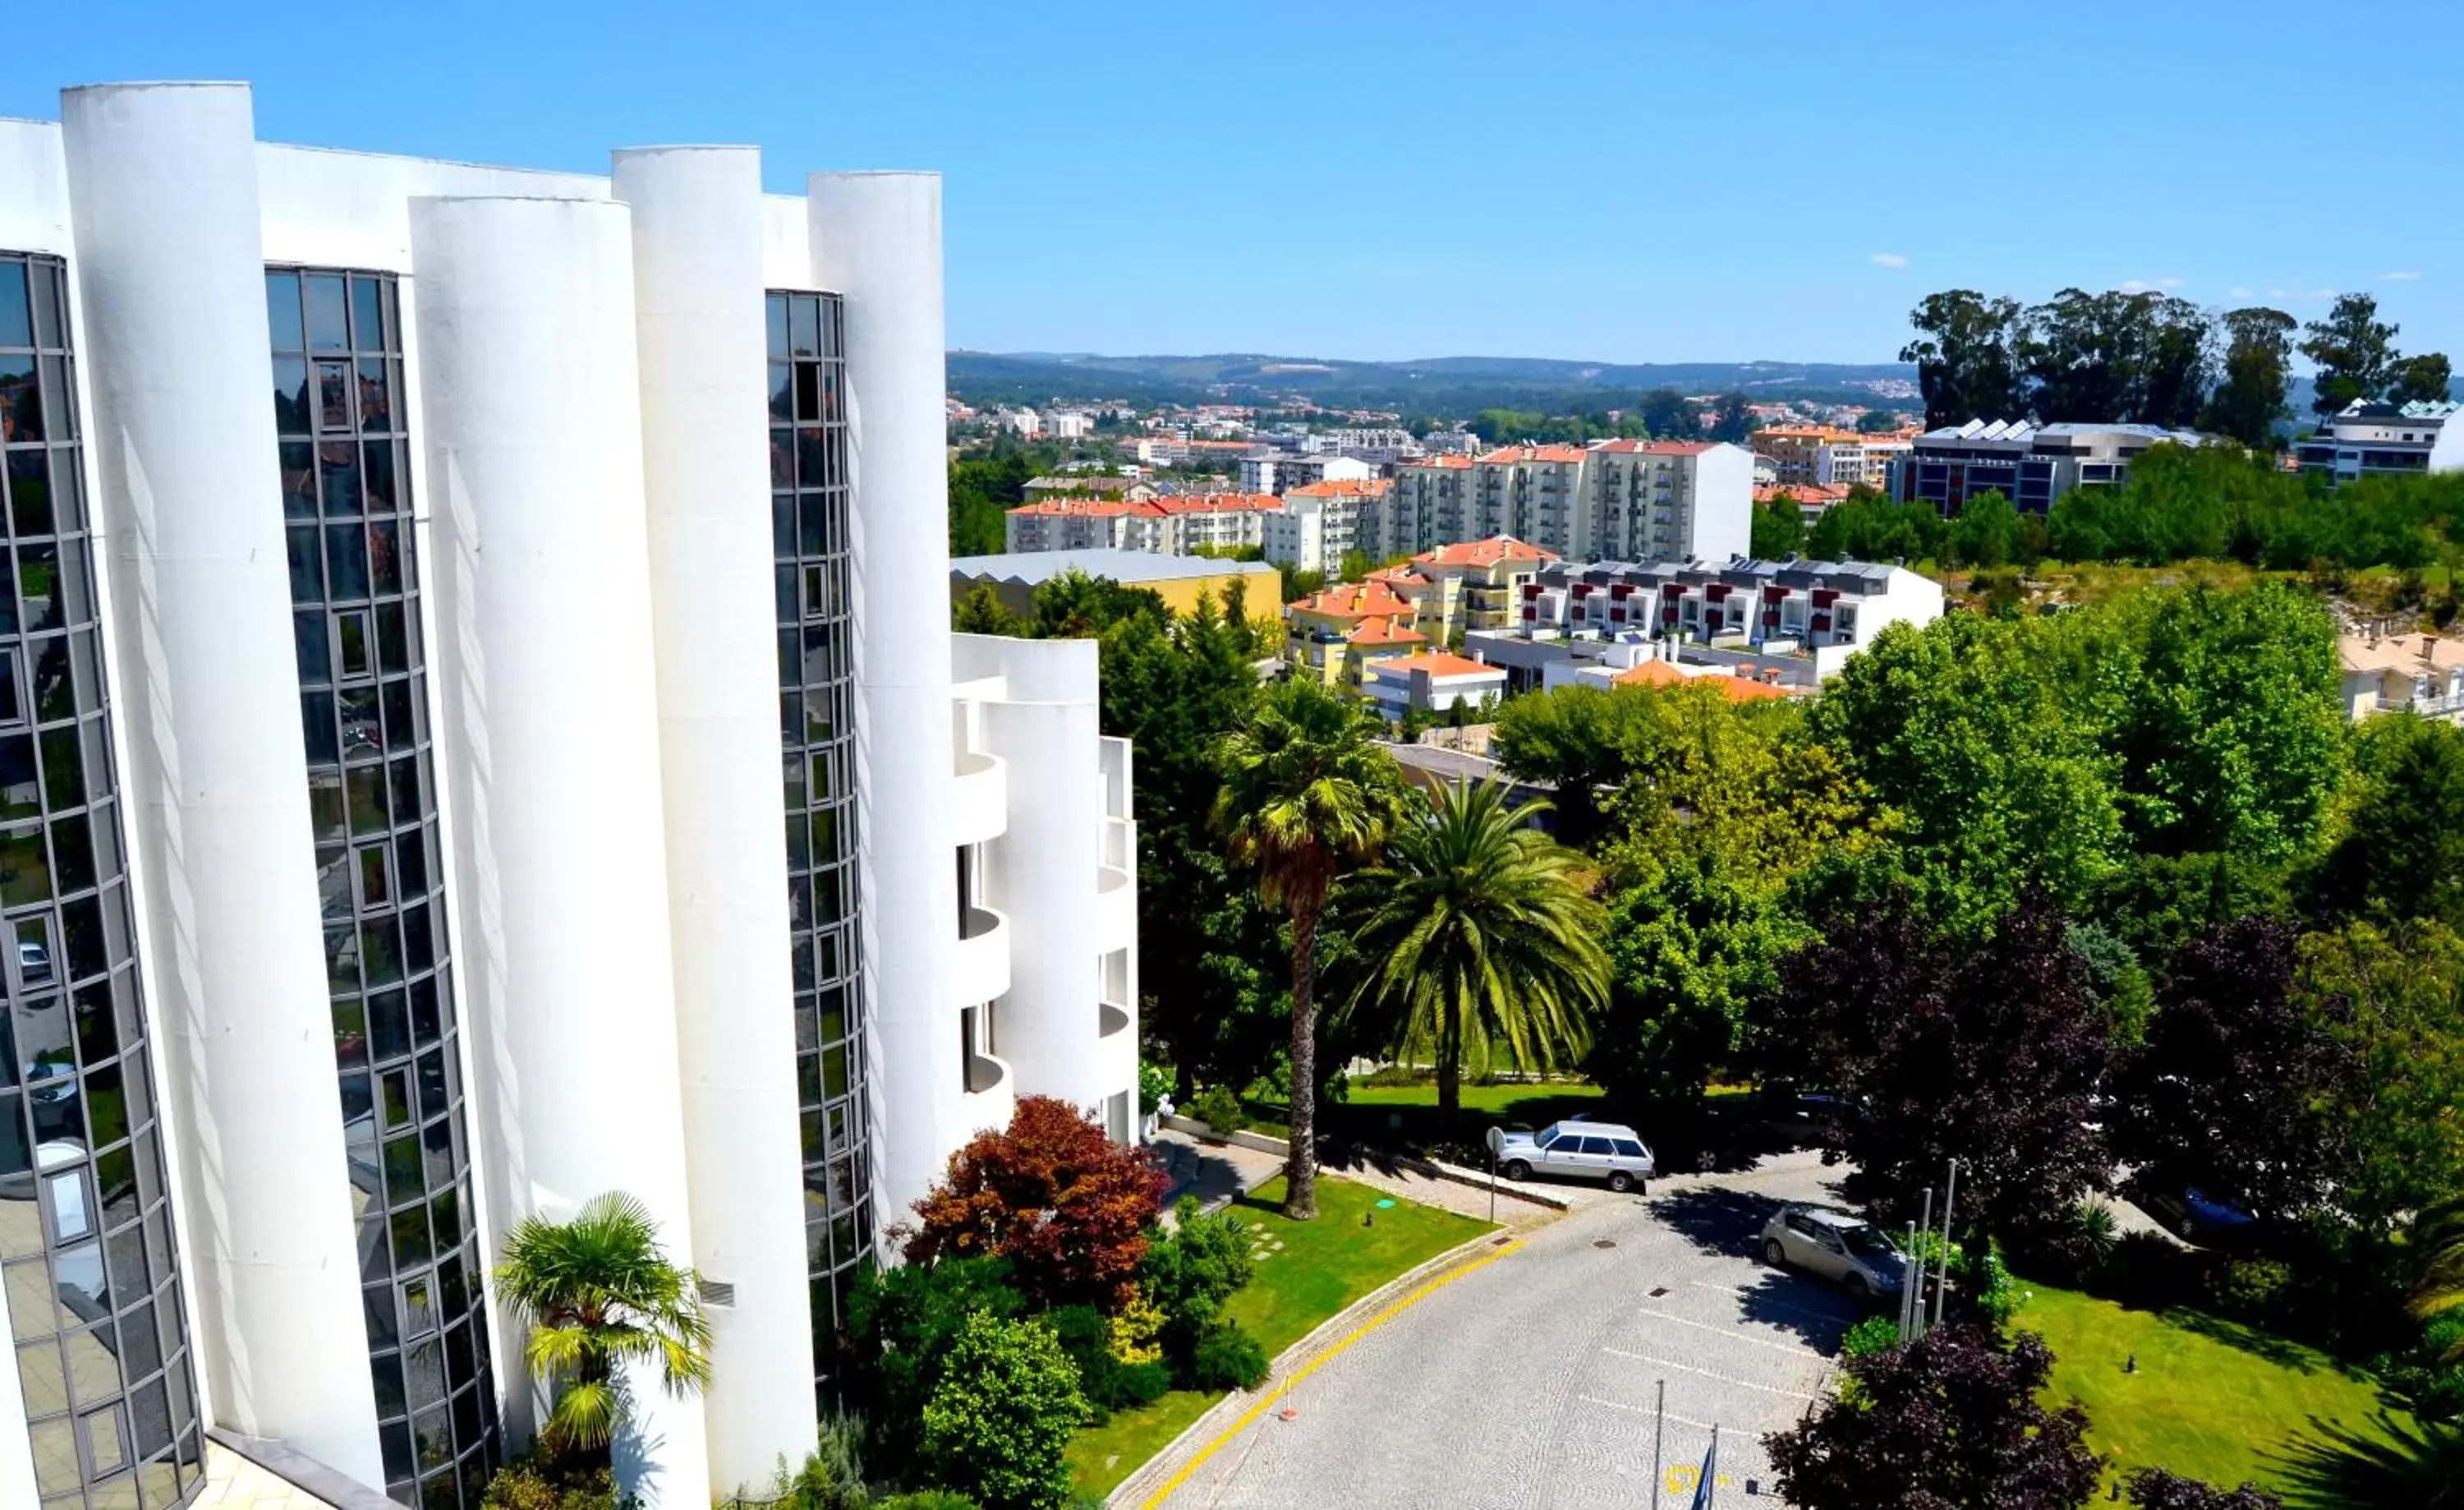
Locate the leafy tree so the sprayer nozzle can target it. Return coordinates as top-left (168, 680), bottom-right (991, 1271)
top-left (953, 582), bottom-right (1027, 636)
top-left (2276, 1412), bottom-right (2464, 1509)
top-left (1489, 684), bottom-right (1641, 848)
top-left (1636, 388), bottom-right (1703, 440)
top-left (1805, 488), bottom-right (1947, 564)
top-left (2301, 293), bottom-right (2401, 414)
top-left (1750, 496), bottom-right (1807, 559)
top-left (949, 450), bottom-right (1041, 556)
top-left (1856, 408), bottom-right (1904, 434)
top-left (2412, 1198), bottom-right (2464, 1360)
top-left (1756, 891), bottom-right (2110, 1244)
top-left (903, 1096), bottom-right (1168, 1311)
top-left (1028, 570), bottom-right (1166, 638)
top-left (2020, 288), bottom-right (2213, 428)
top-left (2313, 712), bottom-right (2464, 928)
top-left (1138, 1195), bottom-right (1254, 1366)
top-left (1947, 488), bottom-right (2027, 567)
top-left (2202, 307), bottom-right (2297, 447)
top-left (840, 1256), bottom-right (1026, 1461)
top-left (494, 1192), bottom-right (711, 1457)
top-left (917, 1313), bottom-right (1089, 1510)
top-left (2085, 849), bottom-right (2289, 978)
top-left (1709, 391), bottom-right (1756, 444)
top-left (2122, 1467), bottom-right (2283, 1509)
top-left (1901, 290), bottom-right (2030, 429)
top-left (2110, 916), bottom-right (2356, 1225)
top-left (1811, 614), bottom-right (2122, 921)
top-left (1214, 679), bottom-right (1409, 1219)
top-left (2295, 921), bottom-right (2464, 1248)
top-left (1763, 1324), bottom-right (2101, 1510)
top-left (2393, 352), bottom-right (2455, 406)
top-left (1333, 780), bottom-right (1608, 1115)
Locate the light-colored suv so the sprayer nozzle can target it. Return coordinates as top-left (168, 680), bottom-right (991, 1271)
top-left (1496, 1120), bottom-right (1654, 1192)
top-left (1759, 1204), bottom-right (1909, 1301)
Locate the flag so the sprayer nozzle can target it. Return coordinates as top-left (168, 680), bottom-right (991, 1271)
top-left (1689, 1429), bottom-right (1718, 1509)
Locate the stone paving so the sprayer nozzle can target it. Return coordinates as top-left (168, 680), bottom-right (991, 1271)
top-left (1129, 1151), bottom-right (1862, 1509)
top-left (191, 1443), bottom-right (340, 1509)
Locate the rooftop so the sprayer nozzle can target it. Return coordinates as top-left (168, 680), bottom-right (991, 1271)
top-left (1287, 478), bottom-right (1394, 498)
top-left (1399, 454), bottom-right (1475, 471)
top-left (1370, 652), bottom-right (1503, 679)
top-left (1591, 440), bottom-right (1719, 456)
top-left (2339, 632), bottom-right (2464, 675)
top-left (1346, 615), bottom-right (1426, 646)
top-left (1414, 536), bottom-right (1558, 569)
top-left (2333, 398), bottom-right (2462, 421)
top-left (1289, 579), bottom-right (1420, 619)
top-left (951, 550), bottom-right (1275, 587)
top-left (1477, 444), bottom-right (1590, 465)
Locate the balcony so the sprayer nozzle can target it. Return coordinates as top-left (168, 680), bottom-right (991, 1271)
top-left (960, 1047), bottom-right (1014, 1128)
top-left (950, 748), bottom-right (1009, 847)
top-left (1096, 817), bottom-right (1136, 953)
top-left (1100, 998), bottom-right (1133, 1041)
top-left (952, 903), bottom-right (1012, 1011)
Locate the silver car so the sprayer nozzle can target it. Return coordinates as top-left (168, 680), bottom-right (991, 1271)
top-left (1496, 1120), bottom-right (1654, 1193)
top-left (1759, 1204), bottom-right (1910, 1301)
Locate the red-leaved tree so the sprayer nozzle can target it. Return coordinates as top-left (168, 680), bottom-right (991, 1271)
top-left (903, 1095), bottom-right (1167, 1311)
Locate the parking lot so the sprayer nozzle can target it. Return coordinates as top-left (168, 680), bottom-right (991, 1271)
top-left (1137, 1151), bottom-right (1864, 1508)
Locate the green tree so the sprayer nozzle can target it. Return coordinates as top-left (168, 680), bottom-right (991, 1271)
top-left (2301, 293), bottom-right (2402, 415)
top-left (2202, 307), bottom-right (2297, 447)
top-left (1333, 780), bottom-right (1607, 1115)
top-left (953, 582), bottom-right (1027, 636)
top-left (494, 1192), bottom-right (711, 1457)
top-left (1214, 679), bottom-right (1409, 1219)
top-left (1855, 409), bottom-right (1903, 434)
top-left (1901, 290), bottom-right (2030, 429)
top-left (1947, 488), bottom-right (2025, 567)
top-left (2296, 920), bottom-right (2464, 1249)
top-left (949, 450), bottom-right (1040, 556)
top-left (2314, 712), bottom-right (2464, 928)
top-left (1750, 496), bottom-right (1807, 559)
top-left (2416, 1198), bottom-right (2464, 1360)
top-left (1028, 571), bottom-right (1166, 638)
top-left (1489, 684), bottom-right (1643, 848)
top-left (1709, 391), bottom-right (1756, 444)
top-left (1637, 388), bottom-right (1702, 440)
top-left (2020, 288), bottom-right (2213, 428)
top-left (917, 1313), bottom-right (1089, 1510)
top-left (2393, 352), bottom-right (2456, 407)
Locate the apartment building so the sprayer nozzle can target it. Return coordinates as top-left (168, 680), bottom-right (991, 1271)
top-left (1897, 418), bottom-right (2205, 515)
top-left (1407, 537), bottom-right (1558, 642)
top-left (1044, 410), bottom-right (1094, 440)
top-left (1236, 450), bottom-right (1377, 495)
top-left (1262, 479), bottom-right (1391, 573)
top-left (1469, 556), bottom-right (1944, 691)
top-left (1283, 580), bottom-right (1427, 691)
top-left (1749, 426), bottom-right (1910, 493)
top-left (1370, 443), bottom-right (1750, 564)
top-left (1361, 653), bottom-right (1509, 721)
top-left (1004, 493), bottom-right (1281, 555)
top-left (0, 81), bottom-right (1138, 1510)
top-left (1021, 474), bottom-right (1156, 505)
top-left (2339, 631), bottom-right (2464, 720)
top-left (2296, 399), bottom-right (2464, 482)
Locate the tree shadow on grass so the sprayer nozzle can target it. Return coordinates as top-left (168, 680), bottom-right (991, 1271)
top-left (2167, 1306), bottom-right (2334, 1376)
top-left (2267, 1411), bottom-right (2463, 1508)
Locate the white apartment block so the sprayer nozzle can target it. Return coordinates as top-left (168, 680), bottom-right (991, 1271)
top-left (999, 406), bottom-right (1043, 437)
top-left (2297, 399), bottom-right (2464, 482)
top-left (1817, 435), bottom-right (1910, 490)
top-left (1368, 442), bottom-right (1751, 565)
top-left (1236, 449), bottom-right (1377, 495)
top-left (1262, 480), bottom-right (1391, 573)
top-left (0, 80), bottom-right (1139, 1510)
top-left (1043, 409), bottom-right (1095, 440)
top-left (1004, 494), bottom-right (1281, 555)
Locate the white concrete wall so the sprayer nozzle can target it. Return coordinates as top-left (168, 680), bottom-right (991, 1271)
top-left (615, 145), bottom-right (819, 1497)
top-left (811, 173), bottom-right (964, 1229)
top-left (412, 193), bottom-right (709, 1508)
top-left (60, 81), bottom-right (387, 1487)
top-left (1687, 444), bottom-right (1755, 564)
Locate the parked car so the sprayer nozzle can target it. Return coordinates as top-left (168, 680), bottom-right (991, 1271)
top-left (2135, 1184), bottom-right (2258, 1244)
top-left (1760, 1204), bottom-right (1910, 1301)
top-left (1495, 1120), bottom-right (1654, 1193)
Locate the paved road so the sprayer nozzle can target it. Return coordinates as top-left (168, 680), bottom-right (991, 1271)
top-left (1143, 1153), bottom-right (1864, 1509)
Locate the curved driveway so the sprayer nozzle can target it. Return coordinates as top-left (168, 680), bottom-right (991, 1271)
top-left (1138, 1154), bottom-right (1860, 1509)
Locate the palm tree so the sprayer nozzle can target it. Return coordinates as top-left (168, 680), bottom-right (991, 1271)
top-left (1336, 780), bottom-right (1609, 1117)
top-left (494, 1191), bottom-right (712, 1457)
top-left (2416, 1196), bottom-right (2464, 1357)
top-left (1215, 679), bottom-right (1408, 1220)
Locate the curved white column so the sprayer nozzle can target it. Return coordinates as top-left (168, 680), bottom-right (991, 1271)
top-left (810, 173), bottom-right (963, 1224)
top-left (614, 145), bottom-right (819, 1496)
top-left (412, 194), bottom-right (710, 1508)
top-left (60, 81), bottom-right (384, 1485)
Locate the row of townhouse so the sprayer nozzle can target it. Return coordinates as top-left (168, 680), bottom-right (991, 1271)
top-left (1004, 492), bottom-right (1285, 554)
top-left (1466, 555), bottom-right (1946, 693)
top-left (1365, 441), bottom-right (1754, 564)
top-left (1283, 536), bottom-right (1556, 697)
top-left (1749, 425), bottom-right (1914, 491)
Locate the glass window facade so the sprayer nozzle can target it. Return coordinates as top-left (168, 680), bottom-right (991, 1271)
top-left (0, 251), bottom-right (204, 1510)
top-left (768, 292), bottom-right (868, 1397)
top-left (266, 269), bottom-right (496, 1509)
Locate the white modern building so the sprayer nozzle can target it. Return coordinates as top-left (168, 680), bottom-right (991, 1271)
top-left (0, 81), bottom-right (1136, 1510)
top-left (1896, 418), bottom-right (2207, 515)
top-left (1236, 450), bottom-right (1376, 495)
top-left (2296, 398), bottom-right (2464, 482)
top-left (1261, 479), bottom-right (1390, 573)
top-left (1369, 442), bottom-right (1751, 564)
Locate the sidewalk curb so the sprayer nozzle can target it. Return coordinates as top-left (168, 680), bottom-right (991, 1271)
top-left (1105, 1220), bottom-right (1519, 1508)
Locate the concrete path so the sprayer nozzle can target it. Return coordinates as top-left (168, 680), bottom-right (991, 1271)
top-left (1152, 1129), bottom-right (1287, 1217)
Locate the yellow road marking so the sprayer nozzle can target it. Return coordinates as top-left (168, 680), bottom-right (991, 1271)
top-left (1138, 1238), bottom-right (1525, 1508)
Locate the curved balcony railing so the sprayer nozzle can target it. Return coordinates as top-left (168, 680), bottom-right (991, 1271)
top-left (950, 747), bottom-right (1009, 847)
top-left (952, 903), bottom-right (1012, 1011)
top-left (1099, 999), bottom-right (1133, 1040)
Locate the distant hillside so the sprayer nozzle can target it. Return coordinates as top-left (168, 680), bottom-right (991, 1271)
top-left (949, 350), bottom-right (1917, 414)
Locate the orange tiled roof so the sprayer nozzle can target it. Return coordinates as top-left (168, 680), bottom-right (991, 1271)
top-left (1612, 660), bottom-right (1689, 687)
top-left (1614, 660), bottom-right (1799, 702)
top-left (1152, 492), bottom-right (1283, 515)
top-left (1477, 444), bottom-right (1588, 465)
top-left (1289, 580), bottom-right (1418, 619)
top-left (1592, 440), bottom-right (1717, 456)
top-left (1345, 615), bottom-right (1426, 646)
top-left (1413, 536), bottom-right (1557, 569)
top-left (1008, 496), bottom-right (1152, 518)
top-left (1372, 652), bottom-right (1502, 679)
top-left (1366, 565), bottom-right (1430, 588)
top-left (1287, 478), bottom-right (1394, 499)
top-left (1400, 454), bottom-right (1474, 470)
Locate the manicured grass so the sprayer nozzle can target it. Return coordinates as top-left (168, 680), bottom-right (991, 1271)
top-left (1066, 1174), bottom-right (1496, 1497)
top-left (1341, 1079), bottom-right (1604, 1118)
top-left (2016, 1282), bottom-right (2413, 1494)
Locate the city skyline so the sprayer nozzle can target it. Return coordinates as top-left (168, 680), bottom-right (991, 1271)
top-left (7, 0), bottom-right (2459, 367)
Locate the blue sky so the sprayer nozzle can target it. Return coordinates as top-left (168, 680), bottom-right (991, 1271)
top-left (11, 0), bottom-right (2462, 366)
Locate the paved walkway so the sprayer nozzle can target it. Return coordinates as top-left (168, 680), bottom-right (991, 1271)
top-left (1120, 1151), bottom-right (1858, 1509)
top-left (193, 1443), bottom-right (339, 1510)
top-left (1152, 1129), bottom-right (1286, 1217)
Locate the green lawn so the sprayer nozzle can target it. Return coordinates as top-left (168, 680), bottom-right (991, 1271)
top-left (2016, 1282), bottom-right (2413, 1494)
top-left (1341, 1080), bottom-right (1605, 1117)
top-left (1066, 1174), bottom-right (1496, 1498)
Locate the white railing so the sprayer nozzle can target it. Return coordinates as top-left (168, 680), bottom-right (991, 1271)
top-left (951, 904), bottom-right (1012, 1011)
top-left (950, 747), bottom-right (1008, 847)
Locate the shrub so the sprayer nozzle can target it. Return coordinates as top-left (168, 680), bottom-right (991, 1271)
top-left (2123, 1466), bottom-right (2286, 1508)
top-left (1139, 1197), bottom-right (1253, 1371)
top-left (919, 1313), bottom-right (1090, 1510)
top-left (1138, 1059), bottom-right (1170, 1116)
top-left (2374, 1313), bottom-right (2464, 1423)
top-left (872, 1496), bottom-right (980, 1510)
top-left (1841, 1314), bottom-right (1902, 1359)
top-left (2204, 1255), bottom-right (2296, 1325)
top-left (2090, 1230), bottom-right (2204, 1311)
top-left (1109, 1291), bottom-right (1165, 1365)
top-left (841, 1257), bottom-right (1026, 1460)
top-left (1186, 1084), bottom-right (1248, 1136)
top-left (480, 1457), bottom-right (634, 1510)
top-left (762, 1415), bottom-right (869, 1508)
top-left (904, 1096), bottom-right (1168, 1312)
top-left (1188, 1321), bottom-right (1271, 1391)
top-left (1110, 1358), bottom-right (1174, 1409)
top-left (1961, 1245), bottom-right (2022, 1332)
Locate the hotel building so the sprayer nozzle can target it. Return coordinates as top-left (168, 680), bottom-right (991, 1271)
top-left (0, 81), bottom-right (1136, 1510)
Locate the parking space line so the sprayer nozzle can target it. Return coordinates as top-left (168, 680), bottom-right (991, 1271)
top-left (1579, 1394), bottom-right (1726, 1431)
top-left (1633, 1307), bottom-right (1827, 1359)
top-left (1602, 1347), bottom-right (1823, 1401)
top-left (1686, 1280), bottom-right (1857, 1326)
